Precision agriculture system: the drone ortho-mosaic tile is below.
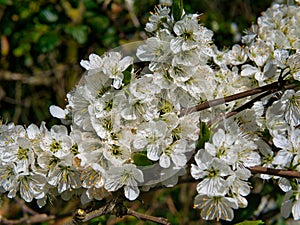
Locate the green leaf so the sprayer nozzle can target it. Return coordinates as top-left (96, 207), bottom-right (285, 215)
top-left (13, 43), bottom-right (30, 57)
top-left (65, 25), bottom-right (89, 44)
top-left (86, 16), bottom-right (110, 33)
top-left (235, 220), bottom-right (264, 225)
top-left (133, 152), bottom-right (153, 166)
top-left (122, 65), bottom-right (133, 86)
top-left (0, 0), bottom-right (12, 5)
top-left (38, 32), bottom-right (60, 53)
top-left (196, 121), bottom-right (210, 150)
top-left (172, 0), bottom-right (183, 21)
top-left (39, 8), bottom-right (58, 23)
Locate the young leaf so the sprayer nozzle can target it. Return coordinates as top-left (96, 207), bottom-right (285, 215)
top-left (133, 152), bottom-right (153, 166)
top-left (235, 220), bottom-right (264, 225)
top-left (122, 65), bottom-right (133, 86)
top-left (172, 0), bottom-right (183, 21)
top-left (196, 121), bottom-right (210, 150)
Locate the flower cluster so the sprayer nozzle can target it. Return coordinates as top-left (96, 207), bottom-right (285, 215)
top-left (0, 1), bottom-right (300, 222)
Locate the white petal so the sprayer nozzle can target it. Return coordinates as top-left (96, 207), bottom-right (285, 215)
top-left (118, 56), bottom-right (133, 71)
top-left (147, 145), bottom-right (160, 161)
top-left (160, 154), bottom-right (171, 168)
top-left (278, 178), bottom-right (292, 192)
top-left (105, 179), bottom-right (123, 192)
top-left (124, 185), bottom-right (139, 200)
top-left (172, 153), bottom-right (187, 167)
top-left (213, 129), bottom-right (225, 148)
top-left (241, 64), bottom-right (258, 76)
top-left (292, 199), bottom-right (300, 220)
top-left (273, 150), bottom-right (293, 165)
top-left (49, 105), bottom-right (66, 119)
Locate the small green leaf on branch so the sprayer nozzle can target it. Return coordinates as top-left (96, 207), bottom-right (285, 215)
top-left (172, 0), bottom-right (183, 21)
top-left (133, 152), bottom-right (153, 166)
top-left (235, 220), bottom-right (264, 225)
top-left (196, 121), bottom-right (210, 150)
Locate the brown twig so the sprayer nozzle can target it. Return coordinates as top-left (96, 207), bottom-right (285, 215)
top-left (127, 209), bottom-right (171, 225)
top-left (0, 213), bottom-right (55, 225)
top-left (14, 197), bottom-right (39, 215)
top-left (249, 166), bottom-right (300, 178)
top-left (207, 82), bottom-right (300, 127)
top-left (207, 89), bottom-right (273, 127)
top-left (66, 192), bottom-right (171, 225)
top-left (179, 80), bottom-right (285, 117)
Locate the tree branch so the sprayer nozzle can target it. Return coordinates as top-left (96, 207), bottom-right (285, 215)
top-left (66, 193), bottom-right (171, 225)
top-left (127, 209), bottom-right (171, 225)
top-left (206, 82), bottom-right (298, 126)
top-left (207, 89), bottom-right (273, 127)
top-left (0, 213), bottom-right (55, 225)
top-left (14, 196), bottom-right (39, 215)
top-left (249, 166), bottom-right (300, 179)
top-left (179, 79), bottom-right (291, 117)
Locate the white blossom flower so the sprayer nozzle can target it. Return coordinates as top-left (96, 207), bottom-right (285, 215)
top-left (272, 128), bottom-right (300, 167)
top-left (204, 129), bottom-right (237, 166)
top-left (256, 140), bottom-right (274, 180)
top-left (67, 86), bottom-right (93, 131)
top-left (49, 105), bottom-right (71, 124)
top-left (172, 48), bottom-right (201, 67)
top-left (105, 164), bottom-right (144, 200)
top-left (39, 124), bottom-right (73, 158)
top-left (47, 165), bottom-right (81, 194)
top-left (227, 44), bottom-right (248, 65)
top-left (287, 53), bottom-right (300, 81)
top-left (273, 49), bottom-right (289, 69)
top-left (145, 5), bottom-right (173, 33)
top-left (281, 188), bottom-right (300, 220)
top-left (84, 70), bottom-right (111, 100)
top-left (136, 37), bottom-right (172, 68)
top-left (194, 194), bottom-right (238, 221)
top-left (227, 167), bottom-right (251, 208)
top-left (102, 52), bottom-right (133, 89)
top-left (241, 61), bottom-right (277, 84)
top-left (191, 150), bottom-right (233, 196)
top-left (266, 90), bottom-right (300, 132)
top-left (1, 137), bottom-right (35, 173)
top-left (159, 139), bottom-right (191, 168)
top-left (102, 140), bottom-right (132, 166)
top-left (171, 17), bottom-right (200, 53)
top-left (133, 120), bottom-right (171, 161)
top-left (281, 190), bottom-right (293, 218)
top-left (81, 164), bottom-right (105, 189)
top-left (121, 94), bottom-right (159, 121)
top-left (8, 172), bottom-right (47, 203)
top-left (212, 47), bottom-right (229, 69)
top-left (168, 64), bottom-right (198, 83)
top-left (0, 2), bottom-right (300, 222)
top-left (129, 75), bottom-right (161, 100)
top-left (234, 137), bottom-right (261, 168)
top-left (247, 39), bottom-right (271, 67)
top-left (71, 130), bottom-right (104, 167)
top-left (282, 90), bottom-right (300, 127)
top-left (80, 53), bottom-right (103, 70)
top-left (0, 163), bottom-right (18, 192)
